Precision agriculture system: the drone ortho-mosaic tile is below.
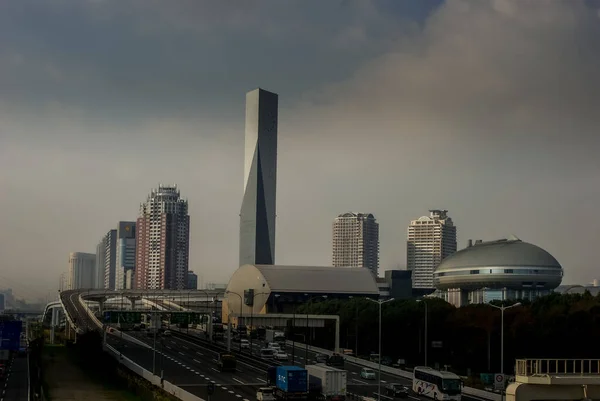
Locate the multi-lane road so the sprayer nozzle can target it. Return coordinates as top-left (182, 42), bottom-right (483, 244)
top-left (1, 355), bottom-right (29, 401)
top-left (110, 328), bottom-right (484, 401)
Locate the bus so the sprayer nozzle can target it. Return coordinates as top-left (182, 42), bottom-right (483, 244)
top-left (413, 366), bottom-right (462, 401)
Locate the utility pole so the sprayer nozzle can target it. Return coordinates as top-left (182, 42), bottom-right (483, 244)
top-left (367, 298), bottom-right (394, 401)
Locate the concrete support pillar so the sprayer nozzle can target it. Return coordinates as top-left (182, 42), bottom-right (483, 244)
top-left (50, 307), bottom-right (59, 344)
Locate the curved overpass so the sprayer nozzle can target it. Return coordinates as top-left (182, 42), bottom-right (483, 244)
top-left (53, 289), bottom-right (225, 334)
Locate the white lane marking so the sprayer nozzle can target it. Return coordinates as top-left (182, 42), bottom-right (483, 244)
top-left (236, 395), bottom-right (242, 398)
top-left (353, 379), bottom-right (368, 384)
top-left (211, 368), bottom-right (220, 373)
top-left (351, 372), bottom-right (357, 375)
top-left (381, 380), bottom-right (387, 383)
top-left (243, 399), bottom-right (250, 401)
top-left (179, 352), bottom-right (185, 356)
top-left (229, 390), bottom-right (235, 394)
top-left (166, 346), bottom-right (172, 349)
top-left (256, 377), bottom-right (266, 383)
top-left (193, 359), bottom-right (202, 363)
top-left (233, 378), bottom-right (244, 384)
top-left (212, 359), bottom-right (218, 363)
top-left (196, 351), bottom-right (204, 356)
top-left (183, 346), bottom-right (189, 349)
top-left (222, 387), bottom-right (228, 390)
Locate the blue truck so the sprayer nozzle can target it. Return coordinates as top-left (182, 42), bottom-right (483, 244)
top-left (274, 366), bottom-right (308, 400)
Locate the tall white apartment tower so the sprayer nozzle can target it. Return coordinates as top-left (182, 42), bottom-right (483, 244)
top-left (332, 212), bottom-right (380, 276)
top-left (407, 209), bottom-right (457, 290)
top-left (134, 184), bottom-right (190, 290)
top-left (68, 252), bottom-right (96, 290)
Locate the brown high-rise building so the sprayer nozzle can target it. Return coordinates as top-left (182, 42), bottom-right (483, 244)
top-left (134, 184), bottom-right (190, 290)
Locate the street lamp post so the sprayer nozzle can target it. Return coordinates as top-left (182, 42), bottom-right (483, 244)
top-left (367, 298), bottom-right (395, 401)
top-left (416, 299), bottom-right (428, 367)
top-left (488, 302), bottom-right (521, 401)
top-left (250, 292), bottom-right (269, 356)
top-left (225, 291), bottom-right (243, 352)
top-left (304, 294), bottom-right (328, 362)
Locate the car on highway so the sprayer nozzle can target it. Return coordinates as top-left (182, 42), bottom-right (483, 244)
top-left (274, 351), bottom-right (288, 361)
top-left (314, 354), bottom-right (328, 364)
top-left (240, 339), bottom-right (250, 349)
top-left (385, 383), bottom-right (409, 398)
top-left (256, 387), bottom-right (276, 401)
top-left (360, 367), bottom-right (376, 380)
top-left (266, 342), bottom-right (281, 352)
top-left (162, 330), bottom-right (172, 337)
top-left (260, 348), bottom-right (275, 359)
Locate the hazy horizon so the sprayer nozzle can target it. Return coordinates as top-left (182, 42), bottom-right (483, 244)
top-left (1, 0), bottom-right (600, 301)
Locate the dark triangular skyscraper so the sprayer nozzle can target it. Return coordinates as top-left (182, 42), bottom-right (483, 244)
top-left (239, 88), bottom-right (278, 266)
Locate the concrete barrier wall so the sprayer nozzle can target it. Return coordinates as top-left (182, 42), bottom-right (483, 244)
top-left (104, 342), bottom-right (205, 401)
top-left (287, 341), bottom-right (501, 401)
top-left (58, 294), bottom-right (82, 334)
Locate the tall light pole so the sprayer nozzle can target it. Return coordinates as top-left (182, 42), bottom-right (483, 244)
top-left (367, 297), bottom-right (394, 401)
top-left (488, 302), bottom-right (521, 401)
top-left (225, 291), bottom-right (243, 351)
top-left (250, 292), bottom-right (269, 355)
top-left (416, 299), bottom-right (428, 367)
top-left (304, 294), bottom-right (328, 363)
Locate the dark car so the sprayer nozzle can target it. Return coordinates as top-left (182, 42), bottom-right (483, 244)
top-left (314, 354), bottom-right (328, 364)
top-left (385, 384), bottom-right (409, 398)
top-left (326, 353), bottom-right (344, 368)
top-left (381, 356), bottom-right (393, 366)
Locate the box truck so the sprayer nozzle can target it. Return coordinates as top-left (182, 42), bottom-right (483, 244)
top-left (306, 364), bottom-right (347, 401)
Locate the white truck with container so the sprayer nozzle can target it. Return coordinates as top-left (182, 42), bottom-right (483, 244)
top-left (306, 364), bottom-right (347, 401)
top-left (265, 329), bottom-right (286, 347)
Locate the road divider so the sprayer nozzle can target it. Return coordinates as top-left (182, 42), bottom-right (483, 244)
top-left (104, 341), bottom-right (205, 401)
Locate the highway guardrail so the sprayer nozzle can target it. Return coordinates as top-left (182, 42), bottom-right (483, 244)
top-left (104, 342), bottom-right (205, 401)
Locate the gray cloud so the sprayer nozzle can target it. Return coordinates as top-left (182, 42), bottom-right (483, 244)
top-left (1, 0), bottom-right (599, 300)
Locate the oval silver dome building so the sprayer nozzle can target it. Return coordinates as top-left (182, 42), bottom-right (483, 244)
top-left (433, 236), bottom-right (563, 306)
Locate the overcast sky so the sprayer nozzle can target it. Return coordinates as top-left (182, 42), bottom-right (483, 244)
top-left (1, 0), bottom-right (600, 301)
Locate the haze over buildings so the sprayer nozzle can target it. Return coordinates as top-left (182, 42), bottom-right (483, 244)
top-left (332, 212), bottom-right (380, 276)
top-left (1, 2), bottom-right (600, 297)
top-left (67, 252), bottom-right (95, 290)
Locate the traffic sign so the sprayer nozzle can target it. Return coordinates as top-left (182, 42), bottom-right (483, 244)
top-left (494, 373), bottom-right (505, 390)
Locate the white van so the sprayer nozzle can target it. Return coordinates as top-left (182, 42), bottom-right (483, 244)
top-left (260, 348), bottom-right (275, 359)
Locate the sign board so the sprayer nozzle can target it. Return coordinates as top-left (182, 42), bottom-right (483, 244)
top-left (0, 320), bottom-right (22, 350)
top-left (103, 311), bottom-right (142, 324)
top-left (431, 341), bottom-right (443, 348)
top-left (480, 373), bottom-right (494, 385)
top-left (494, 373), bottom-right (505, 390)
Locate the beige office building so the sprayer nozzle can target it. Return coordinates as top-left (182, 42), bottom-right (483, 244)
top-left (407, 210), bottom-right (457, 290)
top-left (332, 212), bottom-right (379, 276)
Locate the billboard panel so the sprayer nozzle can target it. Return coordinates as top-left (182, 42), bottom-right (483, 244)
top-left (0, 320), bottom-right (23, 350)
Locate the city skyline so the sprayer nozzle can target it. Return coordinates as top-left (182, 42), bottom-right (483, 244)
top-left (1, 1), bottom-right (599, 298)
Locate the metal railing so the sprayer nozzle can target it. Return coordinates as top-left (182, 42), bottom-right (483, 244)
top-left (516, 359), bottom-right (600, 376)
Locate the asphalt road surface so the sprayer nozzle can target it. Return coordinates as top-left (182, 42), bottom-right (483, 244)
top-left (1, 355), bottom-right (29, 401)
top-left (170, 328), bottom-right (491, 401)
